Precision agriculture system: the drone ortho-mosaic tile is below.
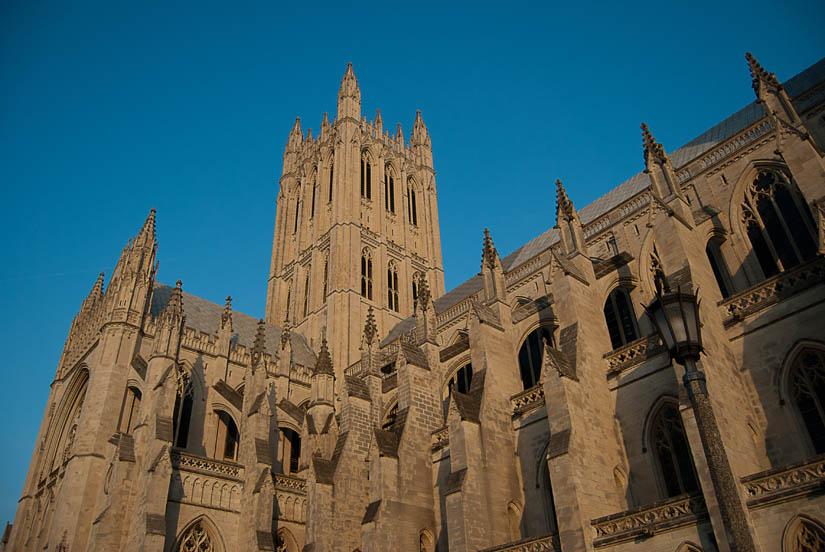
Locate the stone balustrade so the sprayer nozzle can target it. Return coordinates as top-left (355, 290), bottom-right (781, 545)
top-left (169, 452), bottom-right (243, 512)
top-left (719, 256), bottom-right (825, 328)
top-left (604, 334), bottom-right (665, 377)
top-left (510, 385), bottom-right (545, 416)
top-left (275, 473), bottom-right (307, 494)
top-left (741, 453), bottom-right (825, 509)
top-left (590, 493), bottom-right (708, 548)
top-left (480, 533), bottom-right (561, 552)
top-left (171, 451), bottom-right (243, 480)
top-left (344, 359), bottom-right (365, 378)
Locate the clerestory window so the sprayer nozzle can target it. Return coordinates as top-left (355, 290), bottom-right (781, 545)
top-left (517, 327), bottom-right (554, 390)
top-left (650, 401), bottom-right (699, 498)
top-left (603, 288), bottom-right (639, 350)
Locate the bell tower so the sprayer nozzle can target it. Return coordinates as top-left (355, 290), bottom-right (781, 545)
top-left (265, 63), bottom-right (445, 378)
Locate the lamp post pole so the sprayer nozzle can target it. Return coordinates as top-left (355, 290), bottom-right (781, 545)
top-left (681, 359), bottom-right (756, 552)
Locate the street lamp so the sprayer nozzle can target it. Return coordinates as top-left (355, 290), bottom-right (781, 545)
top-left (644, 286), bottom-right (755, 552)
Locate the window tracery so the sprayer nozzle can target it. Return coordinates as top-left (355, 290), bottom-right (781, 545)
top-left (178, 520), bottom-right (214, 552)
top-left (603, 288), bottom-right (638, 350)
top-left (787, 516), bottom-right (825, 552)
top-left (650, 401), bottom-right (699, 498)
top-left (361, 249), bottom-right (373, 300)
top-left (387, 261), bottom-right (399, 312)
top-left (789, 348), bottom-right (825, 454)
top-left (173, 364), bottom-right (194, 449)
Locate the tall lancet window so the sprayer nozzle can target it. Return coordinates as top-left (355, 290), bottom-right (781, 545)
top-left (517, 327), bottom-right (554, 390)
top-left (408, 180), bottom-right (418, 225)
top-left (214, 410), bottom-right (239, 461)
top-left (705, 238), bottom-right (733, 298)
top-left (789, 348), bottom-right (825, 454)
top-left (603, 287), bottom-right (638, 349)
top-left (303, 267), bottom-right (311, 318)
top-left (322, 258), bottom-right (328, 304)
top-left (649, 400), bottom-right (699, 497)
top-left (172, 364), bottom-right (193, 449)
top-left (385, 166), bottom-right (396, 213)
top-left (117, 386), bottom-right (142, 435)
top-left (293, 194), bottom-right (300, 234)
top-left (742, 168), bottom-right (817, 279)
top-left (328, 155), bottom-right (334, 202)
top-left (387, 261), bottom-right (399, 312)
top-left (361, 249), bottom-right (373, 300)
top-left (310, 174), bottom-right (316, 219)
top-left (361, 155), bottom-right (372, 199)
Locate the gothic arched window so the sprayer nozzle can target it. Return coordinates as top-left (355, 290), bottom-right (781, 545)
top-left (361, 155), bottom-right (372, 199)
top-left (173, 365), bottom-right (193, 449)
top-left (742, 168), bottom-right (817, 279)
top-left (784, 515), bottom-right (825, 552)
top-left (278, 427), bottom-right (302, 474)
top-left (117, 386), bottom-right (142, 435)
top-left (177, 520), bottom-right (214, 552)
top-left (328, 155), bottom-right (334, 202)
top-left (408, 181), bottom-right (418, 225)
top-left (361, 250), bottom-right (373, 300)
top-left (649, 401), bottom-right (699, 498)
top-left (285, 282), bottom-right (292, 323)
top-left (382, 402), bottom-right (399, 430)
top-left (322, 258), bottom-right (328, 304)
top-left (442, 363), bottom-right (473, 419)
top-left (385, 166), bottom-right (396, 213)
top-left (215, 410), bottom-right (239, 461)
top-left (705, 238), bottom-right (733, 298)
top-left (789, 348), bottom-right (825, 454)
top-left (604, 288), bottom-right (639, 349)
top-left (517, 327), bottom-right (554, 390)
top-left (387, 262), bottom-right (399, 312)
top-left (310, 175), bottom-right (316, 219)
top-left (303, 267), bottom-right (311, 318)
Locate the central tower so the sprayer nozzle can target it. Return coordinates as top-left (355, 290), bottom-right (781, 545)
top-left (265, 63), bottom-right (445, 375)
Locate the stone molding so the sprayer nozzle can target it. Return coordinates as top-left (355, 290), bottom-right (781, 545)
top-left (479, 533), bottom-right (561, 552)
top-left (741, 453), bottom-right (825, 509)
top-left (431, 425), bottom-right (448, 451)
top-left (591, 493), bottom-right (708, 548)
top-left (170, 450), bottom-right (243, 481)
top-left (604, 334), bottom-right (665, 377)
top-left (510, 385), bottom-right (545, 416)
top-left (719, 256), bottom-right (825, 328)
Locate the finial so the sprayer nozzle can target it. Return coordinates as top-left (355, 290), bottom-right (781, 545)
top-left (417, 277), bottom-right (431, 312)
top-left (220, 296), bottom-right (232, 330)
top-left (280, 319), bottom-right (291, 350)
top-left (175, 280), bottom-right (181, 288)
top-left (746, 52), bottom-right (780, 96)
top-left (640, 122), bottom-right (667, 166)
top-left (481, 228), bottom-right (498, 270)
top-left (322, 112), bottom-right (329, 125)
top-left (314, 335), bottom-right (334, 375)
top-left (555, 179), bottom-right (577, 222)
top-left (135, 207), bottom-right (157, 246)
top-left (364, 306), bottom-right (377, 347)
top-left (396, 122), bottom-right (403, 139)
top-left (250, 319), bottom-right (267, 370)
top-left (375, 109), bottom-right (383, 128)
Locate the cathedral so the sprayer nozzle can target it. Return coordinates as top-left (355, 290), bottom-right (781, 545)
top-left (5, 53), bottom-right (825, 552)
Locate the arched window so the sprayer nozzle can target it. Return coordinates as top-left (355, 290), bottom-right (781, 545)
top-left (293, 194), bottom-right (300, 234)
top-left (303, 267), bottom-right (311, 318)
top-left (517, 327), bottom-right (554, 390)
top-left (322, 258), bottom-right (328, 304)
top-left (177, 520), bottom-right (215, 552)
top-left (705, 238), bottom-right (732, 298)
top-left (285, 282), bottom-right (292, 323)
top-left (742, 168), bottom-right (817, 278)
top-left (361, 249), bottom-right (373, 300)
top-left (278, 427), bottom-right (302, 474)
top-left (117, 386), bottom-right (142, 434)
top-left (408, 181), bottom-right (418, 225)
top-left (649, 401), bottom-right (699, 498)
top-left (328, 155), bottom-right (334, 202)
top-left (385, 166), bottom-right (396, 213)
top-left (789, 348), bottom-right (825, 454)
top-left (418, 529), bottom-right (434, 552)
top-left (173, 365), bottom-right (193, 449)
top-left (783, 515), bottom-right (825, 552)
top-left (382, 402), bottom-right (399, 430)
top-left (214, 410), bottom-right (239, 461)
top-left (442, 363), bottom-right (473, 419)
top-left (604, 288), bottom-right (638, 349)
top-left (387, 262), bottom-right (399, 312)
top-left (360, 155), bottom-right (372, 199)
top-left (540, 446), bottom-right (560, 535)
top-left (310, 175), bottom-right (316, 219)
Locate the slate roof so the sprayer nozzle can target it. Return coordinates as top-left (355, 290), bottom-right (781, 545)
top-left (380, 57), bottom-right (825, 346)
top-left (151, 283), bottom-right (317, 367)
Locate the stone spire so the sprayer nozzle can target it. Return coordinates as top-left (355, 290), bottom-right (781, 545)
top-left (375, 109), bottom-right (383, 134)
top-left (159, 281), bottom-right (183, 326)
top-left (314, 335), bottom-right (334, 376)
top-left (250, 319), bottom-right (267, 373)
top-left (746, 52), bottom-right (781, 97)
top-left (395, 122), bottom-right (404, 148)
top-left (555, 180), bottom-right (587, 256)
top-left (133, 208), bottom-right (156, 249)
top-left (641, 122), bottom-right (668, 167)
top-left (640, 123), bottom-right (686, 203)
top-left (320, 111), bottom-right (330, 139)
top-left (411, 110), bottom-right (428, 146)
top-left (555, 179), bottom-right (578, 224)
top-left (220, 296), bottom-right (233, 331)
top-left (152, 280), bottom-right (184, 358)
top-left (363, 306), bottom-right (378, 348)
top-left (286, 117), bottom-right (303, 153)
top-left (481, 228), bottom-right (499, 270)
top-left (81, 271), bottom-right (105, 312)
top-left (337, 62), bottom-right (361, 121)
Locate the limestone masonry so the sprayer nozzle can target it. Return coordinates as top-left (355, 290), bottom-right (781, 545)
top-left (5, 54), bottom-right (825, 551)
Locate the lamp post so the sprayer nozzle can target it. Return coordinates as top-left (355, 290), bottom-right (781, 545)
top-left (645, 287), bottom-right (756, 552)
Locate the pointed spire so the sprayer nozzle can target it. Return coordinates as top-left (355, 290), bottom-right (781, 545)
top-left (375, 109), bottom-right (383, 133)
top-left (746, 52), bottom-right (780, 96)
top-left (305, 127), bottom-right (313, 142)
top-left (157, 279), bottom-right (184, 329)
top-left (481, 228), bottom-right (499, 270)
top-left (555, 179), bottom-right (576, 221)
top-left (314, 335), bottom-right (334, 375)
top-left (280, 319), bottom-right (291, 351)
top-left (395, 122), bottom-right (404, 141)
top-left (641, 122), bottom-right (668, 166)
top-left (337, 63), bottom-right (361, 120)
top-left (134, 208), bottom-right (156, 247)
top-left (412, 110), bottom-right (429, 146)
top-left (417, 276), bottom-right (431, 312)
top-left (364, 306), bottom-right (378, 347)
top-left (285, 117), bottom-right (303, 154)
top-left (250, 319), bottom-right (267, 370)
top-left (221, 296), bottom-right (233, 330)
top-left (91, 271), bottom-right (105, 300)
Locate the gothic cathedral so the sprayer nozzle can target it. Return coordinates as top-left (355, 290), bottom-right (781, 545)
top-left (6, 54), bottom-right (825, 552)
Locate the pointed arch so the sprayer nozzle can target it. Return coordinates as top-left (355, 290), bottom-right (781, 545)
top-left (384, 163), bottom-right (397, 213)
top-left (361, 248), bottom-right (373, 300)
top-left (675, 541), bottom-right (704, 552)
top-left (538, 440), bottom-right (560, 534)
top-left (42, 367), bottom-right (89, 476)
top-left (419, 528), bottom-right (435, 552)
top-left (387, 260), bottom-right (399, 312)
top-left (275, 527), bottom-right (300, 552)
top-left (783, 344), bottom-right (825, 454)
top-left (645, 397), bottom-right (699, 498)
top-left (603, 286), bottom-right (639, 350)
top-left (506, 501), bottom-right (522, 541)
top-left (407, 177), bottom-right (418, 225)
top-left (381, 398), bottom-right (399, 430)
top-left (442, 360), bottom-right (473, 420)
top-left (174, 514), bottom-right (225, 552)
top-left (173, 363), bottom-right (194, 449)
top-left (360, 149), bottom-right (373, 200)
top-left (213, 409), bottom-right (239, 461)
top-left (516, 326), bottom-right (555, 390)
top-left (783, 514), bottom-right (825, 552)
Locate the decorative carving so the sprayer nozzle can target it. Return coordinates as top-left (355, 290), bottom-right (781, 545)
top-left (478, 533), bottom-right (561, 552)
top-left (741, 453), bottom-right (825, 508)
top-left (170, 451), bottom-right (243, 479)
top-left (604, 334), bottom-right (665, 376)
top-left (177, 521), bottom-right (213, 552)
top-left (510, 385), bottom-right (545, 416)
top-left (591, 493), bottom-right (708, 547)
top-left (431, 426), bottom-right (449, 451)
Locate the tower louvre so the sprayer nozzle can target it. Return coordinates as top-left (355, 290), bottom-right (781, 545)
top-left (265, 63), bottom-right (445, 375)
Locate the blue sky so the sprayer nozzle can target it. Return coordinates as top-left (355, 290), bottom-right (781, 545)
top-left (1, 0), bottom-right (823, 525)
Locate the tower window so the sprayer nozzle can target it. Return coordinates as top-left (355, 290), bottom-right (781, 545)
top-left (408, 183), bottom-right (418, 225)
top-left (328, 156), bottom-right (334, 202)
top-left (603, 288), bottom-right (638, 349)
top-left (385, 167), bottom-right (396, 213)
top-left (361, 156), bottom-right (372, 199)
top-left (172, 365), bottom-right (193, 449)
top-left (649, 401), bottom-right (699, 497)
top-left (322, 259), bottom-right (328, 304)
top-left (361, 250), bottom-right (373, 300)
top-left (293, 197), bottom-right (300, 234)
top-left (742, 168), bottom-right (816, 279)
top-left (517, 327), bottom-right (553, 390)
top-left (303, 268), bottom-right (311, 318)
top-left (310, 176), bottom-right (316, 219)
top-left (387, 262), bottom-right (399, 312)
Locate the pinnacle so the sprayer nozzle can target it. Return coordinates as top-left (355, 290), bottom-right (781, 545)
top-left (160, 279), bottom-right (183, 320)
top-left (343, 62), bottom-right (356, 80)
top-left (135, 207), bottom-right (157, 246)
top-left (220, 296), bottom-right (232, 330)
top-left (555, 179), bottom-right (576, 221)
top-left (364, 306), bottom-right (378, 346)
top-left (375, 109), bottom-right (383, 126)
top-left (481, 228), bottom-right (498, 269)
top-left (322, 112), bottom-right (329, 126)
top-left (746, 51), bottom-right (779, 91)
top-left (92, 271), bottom-right (105, 295)
top-left (417, 277), bottom-right (431, 310)
top-left (396, 122), bottom-right (404, 139)
top-left (640, 122), bottom-right (666, 165)
top-left (290, 117), bottom-right (302, 135)
top-left (314, 335), bottom-right (334, 375)
top-left (252, 319), bottom-right (266, 356)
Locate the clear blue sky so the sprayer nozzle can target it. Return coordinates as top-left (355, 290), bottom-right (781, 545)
top-left (1, 0), bottom-right (822, 525)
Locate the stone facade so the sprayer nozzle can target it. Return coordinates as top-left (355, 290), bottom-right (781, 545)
top-left (5, 54), bottom-right (825, 551)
